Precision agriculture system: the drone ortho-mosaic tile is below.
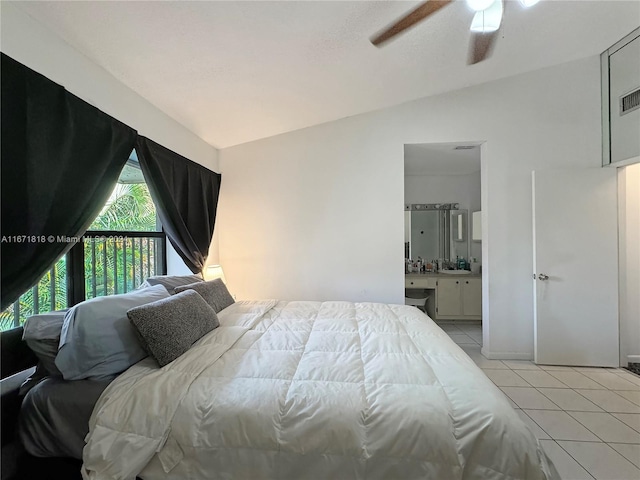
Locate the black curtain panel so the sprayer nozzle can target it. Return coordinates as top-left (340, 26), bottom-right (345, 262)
top-left (135, 137), bottom-right (221, 274)
top-left (0, 54), bottom-right (137, 310)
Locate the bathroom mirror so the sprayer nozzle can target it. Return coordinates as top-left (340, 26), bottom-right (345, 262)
top-left (410, 210), bottom-right (442, 260)
top-left (405, 205), bottom-right (469, 263)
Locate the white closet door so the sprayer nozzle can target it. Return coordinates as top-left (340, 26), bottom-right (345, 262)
top-left (532, 168), bottom-right (619, 367)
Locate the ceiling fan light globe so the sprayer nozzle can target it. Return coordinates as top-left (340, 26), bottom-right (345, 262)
top-left (469, 0), bottom-right (503, 33)
top-left (519, 0), bottom-right (540, 7)
top-left (466, 0), bottom-right (496, 12)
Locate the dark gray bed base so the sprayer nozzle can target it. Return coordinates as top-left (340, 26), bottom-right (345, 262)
top-left (0, 326), bottom-right (119, 480)
top-left (1, 327), bottom-right (37, 447)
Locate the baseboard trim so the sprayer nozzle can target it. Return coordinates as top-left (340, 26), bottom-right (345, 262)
top-left (481, 347), bottom-right (532, 361)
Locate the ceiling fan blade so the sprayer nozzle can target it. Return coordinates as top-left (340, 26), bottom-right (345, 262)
top-left (371, 0), bottom-right (453, 47)
top-left (468, 30), bottom-right (499, 64)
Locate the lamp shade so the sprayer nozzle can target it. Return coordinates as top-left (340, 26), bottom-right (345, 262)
top-left (204, 265), bottom-right (226, 283)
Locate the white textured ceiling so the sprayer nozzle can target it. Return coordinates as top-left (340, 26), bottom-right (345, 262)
top-left (14, 0), bottom-right (640, 148)
top-left (405, 143), bottom-right (481, 175)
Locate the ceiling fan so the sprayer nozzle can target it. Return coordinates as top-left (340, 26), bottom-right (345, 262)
top-left (370, 0), bottom-right (540, 65)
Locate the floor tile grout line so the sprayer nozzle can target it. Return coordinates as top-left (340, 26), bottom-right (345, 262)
top-left (561, 410), bottom-right (640, 445)
top-left (512, 369), bottom-right (569, 389)
top-left (545, 368), bottom-right (605, 389)
top-left (534, 386), bottom-right (605, 413)
top-left (570, 388), bottom-right (626, 413)
top-left (482, 370), bottom-right (533, 388)
top-left (521, 408), bottom-right (603, 443)
top-left (609, 413), bottom-right (640, 435)
top-left (532, 409), bottom-right (640, 445)
top-left (611, 391), bottom-right (640, 406)
top-left (555, 439), bottom-right (640, 473)
top-left (535, 387), bottom-right (601, 413)
top-left (514, 386), bottom-right (563, 410)
top-left (573, 369), bottom-right (640, 391)
top-left (551, 439), bottom-right (598, 480)
top-left (516, 408), bottom-right (554, 440)
top-left (578, 388), bottom-right (640, 409)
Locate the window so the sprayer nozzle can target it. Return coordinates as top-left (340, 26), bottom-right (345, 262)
top-left (0, 155), bottom-right (167, 330)
top-left (0, 257), bottom-right (68, 330)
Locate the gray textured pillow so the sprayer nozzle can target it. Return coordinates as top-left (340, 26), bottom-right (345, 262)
top-left (174, 278), bottom-right (235, 313)
top-left (139, 274), bottom-right (203, 293)
top-left (127, 290), bottom-right (219, 367)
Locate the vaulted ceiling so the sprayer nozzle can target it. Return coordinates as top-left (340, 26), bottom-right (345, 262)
top-left (13, 1), bottom-right (640, 148)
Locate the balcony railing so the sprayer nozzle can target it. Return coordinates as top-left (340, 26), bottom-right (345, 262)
top-left (83, 231), bottom-right (166, 299)
top-left (0, 231), bottom-right (166, 330)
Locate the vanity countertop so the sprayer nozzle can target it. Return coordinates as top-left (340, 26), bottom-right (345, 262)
top-left (405, 272), bottom-right (481, 279)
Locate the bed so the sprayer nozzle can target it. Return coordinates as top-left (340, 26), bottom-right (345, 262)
top-left (19, 376), bottom-right (113, 459)
top-left (77, 300), bottom-right (558, 480)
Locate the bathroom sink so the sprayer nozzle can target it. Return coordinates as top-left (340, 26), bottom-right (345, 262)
top-left (440, 270), bottom-right (471, 275)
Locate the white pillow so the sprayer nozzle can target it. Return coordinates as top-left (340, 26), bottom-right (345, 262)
top-left (55, 284), bottom-right (170, 380)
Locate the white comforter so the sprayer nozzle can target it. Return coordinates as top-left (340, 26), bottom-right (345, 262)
top-left (82, 301), bottom-right (558, 480)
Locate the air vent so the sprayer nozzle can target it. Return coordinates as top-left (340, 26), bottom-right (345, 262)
top-left (620, 87), bottom-right (640, 116)
top-left (453, 145), bottom-right (476, 150)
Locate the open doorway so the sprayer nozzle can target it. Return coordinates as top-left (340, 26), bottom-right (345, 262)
top-left (403, 142), bottom-right (483, 345)
top-left (618, 162), bottom-right (640, 371)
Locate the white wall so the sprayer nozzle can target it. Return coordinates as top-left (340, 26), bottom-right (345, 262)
top-left (0, 2), bottom-right (221, 271)
top-left (219, 56), bottom-right (603, 359)
top-left (619, 163), bottom-right (640, 365)
top-left (405, 172), bottom-right (482, 262)
top-left (405, 172), bottom-right (481, 208)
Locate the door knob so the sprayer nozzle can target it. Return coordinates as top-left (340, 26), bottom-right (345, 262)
top-left (537, 274), bottom-right (549, 281)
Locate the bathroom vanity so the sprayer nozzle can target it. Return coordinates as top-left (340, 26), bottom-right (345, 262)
top-left (405, 272), bottom-right (482, 321)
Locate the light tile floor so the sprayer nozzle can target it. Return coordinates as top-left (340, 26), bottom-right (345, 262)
top-left (437, 321), bottom-right (640, 480)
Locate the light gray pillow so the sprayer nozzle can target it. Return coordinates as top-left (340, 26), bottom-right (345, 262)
top-left (174, 278), bottom-right (235, 313)
top-left (127, 290), bottom-right (219, 367)
top-left (139, 274), bottom-right (203, 294)
top-left (55, 284), bottom-right (170, 380)
top-left (22, 309), bottom-right (69, 376)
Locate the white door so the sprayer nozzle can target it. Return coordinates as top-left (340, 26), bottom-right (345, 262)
top-left (532, 169), bottom-right (619, 367)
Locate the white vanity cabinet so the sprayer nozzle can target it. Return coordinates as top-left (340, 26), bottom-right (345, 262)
top-left (435, 278), bottom-right (462, 317)
top-left (461, 278), bottom-right (482, 317)
top-left (436, 277), bottom-right (482, 320)
top-left (406, 274), bottom-right (482, 321)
